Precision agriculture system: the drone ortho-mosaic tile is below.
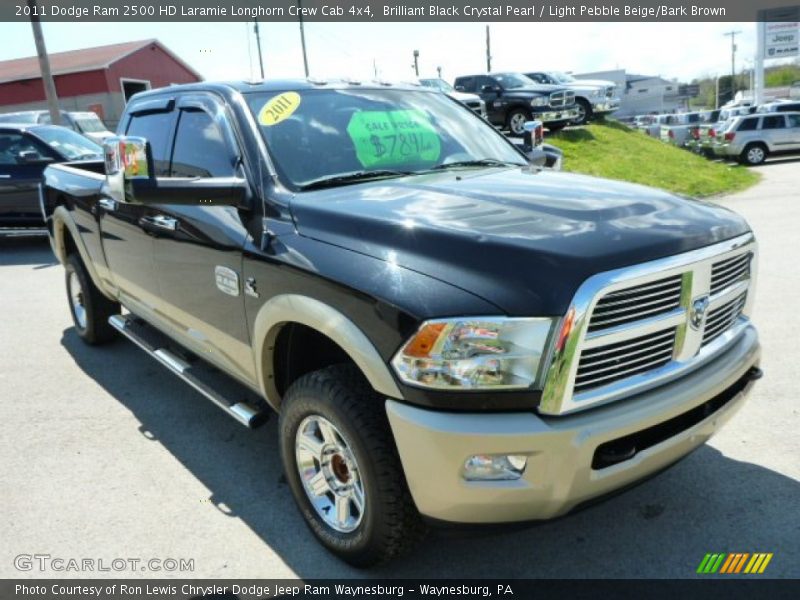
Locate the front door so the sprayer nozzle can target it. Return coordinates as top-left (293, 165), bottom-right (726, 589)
top-left (149, 96), bottom-right (255, 384)
top-left (0, 131), bottom-right (55, 226)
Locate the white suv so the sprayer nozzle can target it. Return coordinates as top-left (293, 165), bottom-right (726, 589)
top-left (713, 112), bottom-right (800, 165)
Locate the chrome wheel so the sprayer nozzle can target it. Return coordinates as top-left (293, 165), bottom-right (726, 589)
top-left (295, 415), bottom-right (365, 533)
top-left (509, 112), bottom-right (527, 136)
top-left (573, 103), bottom-right (587, 124)
top-left (746, 146), bottom-right (765, 165)
top-left (68, 271), bottom-right (87, 329)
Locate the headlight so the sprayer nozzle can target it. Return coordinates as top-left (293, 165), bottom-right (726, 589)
top-left (530, 96), bottom-right (549, 107)
top-left (391, 317), bottom-right (555, 390)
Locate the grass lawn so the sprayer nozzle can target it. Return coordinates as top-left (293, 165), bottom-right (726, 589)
top-left (549, 120), bottom-right (760, 197)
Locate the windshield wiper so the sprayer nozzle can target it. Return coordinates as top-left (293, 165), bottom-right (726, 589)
top-left (299, 169), bottom-right (415, 191)
top-left (428, 158), bottom-right (525, 171)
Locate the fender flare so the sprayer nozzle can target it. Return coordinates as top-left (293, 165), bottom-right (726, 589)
top-left (252, 294), bottom-right (404, 409)
top-left (51, 206), bottom-right (116, 302)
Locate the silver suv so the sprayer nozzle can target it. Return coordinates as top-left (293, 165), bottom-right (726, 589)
top-left (713, 112), bottom-right (800, 165)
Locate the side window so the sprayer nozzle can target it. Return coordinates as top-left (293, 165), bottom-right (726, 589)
top-left (125, 111), bottom-right (174, 176)
top-left (762, 115), bottom-right (786, 130)
top-left (0, 132), bottom-right (55, 165)
top-left (170, 109), bottom-right (235, 178)
top-left (737, 118), bottom-right (759, 132)
top-left (787, 114), bottom-right (800, 128)
top-left (777, 103), bottom-right (800, 112)
top-left (456, 77), bottom-right (475, 92)
top-left (476, 76), bottom-right (496, 91)
top-left (529, 73), bottom-right (545, 83)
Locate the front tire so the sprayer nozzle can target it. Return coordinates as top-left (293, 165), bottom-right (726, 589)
top-left (279, 364), bottom-right (425, 567)
top-left (740, 143), bottom-right (767, 166)
top-left (506, 108), bottom-right (532, 137)
top-left (65, 253), bottom-right (119, 345)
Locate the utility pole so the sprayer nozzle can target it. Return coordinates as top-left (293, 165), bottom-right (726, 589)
top-left (723, 30), bottom-right (742, 101)
top-left (485, 25), bottom-right (492, 72)
top-left (298, 0), bottom-right (309, 77)
top-left (253, 18), bottom-right (265, 78)
top-left (27, 0), bottom-right (61, 125)
top-left (412, 50), bottom-right (419, 76)
top-left (373, 58), bottom-right (378, 79)
top-left (436, 66), bottom-right (442, 79)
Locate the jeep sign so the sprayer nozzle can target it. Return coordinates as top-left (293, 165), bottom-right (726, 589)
top-left (765, 21), bottom-right (799, 58)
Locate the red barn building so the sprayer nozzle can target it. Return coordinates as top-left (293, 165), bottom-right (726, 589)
top-left (0, 39), bottom-right (202, 128)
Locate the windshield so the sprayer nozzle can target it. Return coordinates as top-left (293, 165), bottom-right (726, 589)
top-left (246, 88), bottom-right (525, 189)
top-left (419, 79), bottom-right (453, 93)
top-left (549, 72), bottom-right (576, 84)
top-left (493, 73), bottom-right (535, 89)
top-left (73, 115), bottom-right (107, 133)
top-left (33, 126), bottom-right (102, 159)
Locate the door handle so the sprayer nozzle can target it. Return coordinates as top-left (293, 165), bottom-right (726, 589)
top-left (97, 198), bottom-right (117, 211)
top-left (0, 175), bottom-right (10, 179)
top-left (140, 215), bottom-right (179, 231)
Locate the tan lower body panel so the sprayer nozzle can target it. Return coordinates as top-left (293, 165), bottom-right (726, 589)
top-left (386, 325), bottom-right (760, 524)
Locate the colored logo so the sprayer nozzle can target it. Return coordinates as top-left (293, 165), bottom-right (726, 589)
top-left (697, 553), bottom-right (773, 574)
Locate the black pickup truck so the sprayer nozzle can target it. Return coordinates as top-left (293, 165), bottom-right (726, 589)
top-left (43, 80), bottom-right (761, 567)
top-left (454, 72), bottom-right (578, 134)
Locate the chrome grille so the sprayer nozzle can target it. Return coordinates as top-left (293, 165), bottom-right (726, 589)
top-left (587, 274), bottom-right (682, 332)
top-left (575, 328), bottom-right (676, 393)
top-left (540, 234), bottom-right (757, 416)
top-left (710, 253), bottom-right (751, 295)
top-left (702, 292), bottom-right (747, 346)
top-left (549, 91), bottom-right (565, 107)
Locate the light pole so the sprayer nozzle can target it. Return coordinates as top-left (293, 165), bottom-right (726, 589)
top-left (412, 50), bottom-right (419, 76)
top-left (27, 0), bottom-right (61, 125)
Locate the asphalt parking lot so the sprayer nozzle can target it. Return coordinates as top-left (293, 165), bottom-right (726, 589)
top-left (1, 159), bottom-right (798, 579)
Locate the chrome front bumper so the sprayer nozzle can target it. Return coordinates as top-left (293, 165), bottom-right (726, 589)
top-left (387, 325), bottom-right (760, 524)
top-left (536, 107), bottom-right (579, 123)
top-left (591, 98), bottom-right (621, 113)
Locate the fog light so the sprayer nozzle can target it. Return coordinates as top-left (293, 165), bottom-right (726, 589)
top-left (463, 454), bottom-right (527, 481)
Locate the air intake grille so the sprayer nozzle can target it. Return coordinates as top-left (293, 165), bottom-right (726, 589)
top-left (575, 328), bottom-right (677, 393)
top-left (587, 275), bottom-right (682, 333)
top-left (702, 293), bottom-right (747, 346)
top-left (710, 253), bottom-right (751, 295)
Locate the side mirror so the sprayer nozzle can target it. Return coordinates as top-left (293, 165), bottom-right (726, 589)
top-left (454, 85), bottom-right (466, 92)
top-left (18, 150), bottom-right (54, 165)
top-left (103, 136), bottom-right (246, 207)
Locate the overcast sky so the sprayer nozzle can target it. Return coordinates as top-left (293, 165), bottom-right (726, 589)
top-left (0, 21), bottom-right (781, 84)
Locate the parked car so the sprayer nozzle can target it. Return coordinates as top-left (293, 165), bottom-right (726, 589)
top-left (42, 79), bottom-right (761, 567)
top-left (418, 78), bottom-right (486, 118)
top-left (685, 110), bottom-right (721, 156)
top-left (0, 123), bottom-right (102, 235)
top-left (713, 111), bottom-right (800, 165)
top-left (641, 114), bottom-right (676, 138)
top-left (525, 71), bottom-right (620, 124)
top-left (660, 112), bottom-right (703, 147)
top-left (791, 81), bottom-right (800, 100)
top-left (756, 100), bottom-right (800, 114)
top-left (454, 72), bottom-right (578, 135)
top-left (0, 110), bottom-right (113, 143)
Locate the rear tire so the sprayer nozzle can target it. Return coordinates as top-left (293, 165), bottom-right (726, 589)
top-left (65, 253), bottom-right (119, 345)
top-left (279, 364), bottom-right (426, 567)
top-left (740, 143), bottom-right (767, 166)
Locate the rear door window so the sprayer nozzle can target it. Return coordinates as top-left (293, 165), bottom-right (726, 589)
top-left (737, 118), bottom-right (759, 132)
top-left (455, 77), bottom-right (475, 92)
top-left (125, 110), bottom-right (175, 176)
top-left (762, 115), bottom-right (786, 129)
top-left (787, 114), bottom-right (800, 128)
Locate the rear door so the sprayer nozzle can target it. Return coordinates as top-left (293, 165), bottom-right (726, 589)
top-left (98, 101), bottom-right (177, 318)
top-left (761, 114), bottom-right (790, 151)
top-left (148, 94), bottom-right (255, 383)
top-left (785, 114), bottom-right (800, 151)
top-left (0, 131), bottom-right (56, 226)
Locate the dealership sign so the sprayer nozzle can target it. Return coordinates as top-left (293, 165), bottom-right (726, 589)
top-left (765, 21), bottom-right (799, 58)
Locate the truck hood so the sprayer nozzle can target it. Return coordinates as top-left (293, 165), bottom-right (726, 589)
top-left (447, 91), bottom-right (482, 103)
top-left (289, 168), bottom-right (750, 316)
